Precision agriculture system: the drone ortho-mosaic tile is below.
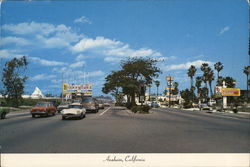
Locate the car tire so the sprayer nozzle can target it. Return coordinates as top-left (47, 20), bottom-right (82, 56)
top-left (32, 114), bottom-right (36, 118)
top-left (52, 112), bottom-right (55, 116)
top-left (1, 112), bottom-right (6, 119)
top-left (62, 116), bottom-right (66, 120)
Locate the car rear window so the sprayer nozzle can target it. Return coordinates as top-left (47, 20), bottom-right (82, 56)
top-left (82, 97), bottom-right (93, 103)
top-left (69, 105), bottom-right (82, 109)
top-left (36, 103), bottom-right (49, 107)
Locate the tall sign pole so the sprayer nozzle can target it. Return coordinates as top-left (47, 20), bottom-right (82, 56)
top-left (61, 73), bottom-right (64, 102)
top-left (166, 76), bottom-right (174, 108)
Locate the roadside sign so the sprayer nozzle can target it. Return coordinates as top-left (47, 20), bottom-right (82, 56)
top-left (215, 86), bottom-right (222, 94)
top-left (222, 88), bottom-right (240, 96)
top-left (165, 87), bottom-right (175, 90)
top-left (166, 76), bottom-right (174, 81)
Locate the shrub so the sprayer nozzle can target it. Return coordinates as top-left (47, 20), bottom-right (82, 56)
top-left (131, 105), bottom-right (151, 113)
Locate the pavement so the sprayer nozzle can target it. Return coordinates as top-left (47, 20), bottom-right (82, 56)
top-left (0, 106), bottom-right (249, 153)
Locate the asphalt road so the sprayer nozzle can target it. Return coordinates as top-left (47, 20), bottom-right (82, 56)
top-left (0, 106), bottom-right (249, 153)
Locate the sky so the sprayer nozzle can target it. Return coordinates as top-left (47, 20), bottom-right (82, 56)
top-left (0, 0), bottom-right (249, 96)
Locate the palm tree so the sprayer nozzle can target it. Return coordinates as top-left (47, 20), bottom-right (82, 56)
top-left (243, 66), bottom-right (250, 102)
top-left (195, 76), bottom-right (202, 97)
top-left (214, 62), bottom-right (224, 83)
top-left (201, 63), bottom-right (210, 100)
top-left (155, 80), bottom-right (160, 101)
top-left (187, 65), bottom-right (197, 90)
top-left (207, 69), bottom-right (215, 97)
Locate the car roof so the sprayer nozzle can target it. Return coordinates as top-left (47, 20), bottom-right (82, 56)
top-left (70, 103), bottom-right (82, 105)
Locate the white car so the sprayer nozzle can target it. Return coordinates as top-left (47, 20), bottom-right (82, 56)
top-left (61, 103), bottom-right (86, 120)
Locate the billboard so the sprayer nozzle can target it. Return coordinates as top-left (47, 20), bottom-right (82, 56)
top-left (221, 88), bottom-right (240, 96)
top-left (63, 83), bottom-right (92, 91)
top-left (63, 83), bottom-right (93, 95)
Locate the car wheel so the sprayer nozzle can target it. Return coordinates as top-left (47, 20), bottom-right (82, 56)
top-left (62, 116), bottom-right (66, 120)
top-left (1, 112), bottom-right (6, 119)
top-left (52, 112), bottom-right (55, 116)
top-left (32, 114), bottom-right (36, 118)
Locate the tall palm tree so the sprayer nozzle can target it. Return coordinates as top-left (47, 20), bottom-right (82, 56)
top-left (201, 63), bottom-right (209, 88)
top-left (201, 63), bottom-right (210, 100)
top-left (195, 76), bottom-right (202, 97)
top-left (155, 80), bottom-right (160, 100)
top-left (187, 65), bottom-right (197, 90)
top-left (207, 69), bottom-right (215, 97)
top-left (243, 66), bottom-right (250, 102)
top-left (214, 62), bottom-right (224, 83)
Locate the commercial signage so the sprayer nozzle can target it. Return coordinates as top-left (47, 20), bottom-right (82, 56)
top-left (166, 76), bottom-right (174, 81)
top-left (215, 86), bottom-right (222, 94)
top-left (221, 88), bottom-right (240, 96)
top-left (63, 83), bottom-right (92, 91)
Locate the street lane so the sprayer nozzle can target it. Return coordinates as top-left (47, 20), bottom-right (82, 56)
top-left (0, 107), bottom-right (249, 153)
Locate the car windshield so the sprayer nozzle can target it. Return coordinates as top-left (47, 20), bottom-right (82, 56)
top-left (61, 102), bottom-right (70, 105)
top-left (82, 97), bottom-right (93, 103)
top-left (69, 105), bottom-right (82, 109)
top-left (36, 103), bottom-right (48, 107)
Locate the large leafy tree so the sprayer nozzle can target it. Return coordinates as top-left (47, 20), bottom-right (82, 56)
top-left (2, 56), bottom-right (28, 107)
top-left (214, 62), bottom-right (223, 82)
top-left (102, 57), bottom-right (161, 107)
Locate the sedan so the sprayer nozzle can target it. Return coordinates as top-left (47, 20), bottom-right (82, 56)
top-left (31, 102), bottom-right (56, 118)
top-left (61, 103), bottom-right (86, 120)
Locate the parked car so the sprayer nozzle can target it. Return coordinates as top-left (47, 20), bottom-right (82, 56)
top-left (151, 101), bottom-right (160, 108)
top-left (31, 102), bottom-right (57, 118)
top-left (97, 100), bottom-right (105, 109)
top-left (61, 103), bottom-right (86, 120)
top-left (82, 96), bottom-right (99, 113)
top-left (200, 103), bottom-right (212, 111)
top-left (57, 102), bottom-right (71, 113)
top-left (103, 102), bottom-right (111, 107)
top-left (0, 107), bottom-right (10, 119)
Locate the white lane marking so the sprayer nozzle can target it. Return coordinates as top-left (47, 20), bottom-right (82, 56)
top-left (8, 112), bottom-right (29, 116)
top-left (99, 107), bottom-right (111, 116)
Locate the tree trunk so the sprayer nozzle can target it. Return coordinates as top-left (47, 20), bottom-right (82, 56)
top-left (209, 81), bottom-right (213, 98)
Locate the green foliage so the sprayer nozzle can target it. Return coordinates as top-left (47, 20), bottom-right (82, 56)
top-left (214, 62), bottom-right (224, 80)
top-left (187, 65), bottom-right (197, 90)
top-left (131, 105), bottom-right (151, 113)
top-left (180, 89), bottom-right (195, 108)
top-left (1, 56), bottom-right (28, 107)
top-left (102, 57), bottom-right (161, 108)
top-left (172, 82), bottom-right (179, 95)
top-left (217, 76), bottom-right (236, 88)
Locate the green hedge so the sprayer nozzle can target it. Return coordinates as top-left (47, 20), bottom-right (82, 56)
top-left (131, 105), bottom-right (151, 113)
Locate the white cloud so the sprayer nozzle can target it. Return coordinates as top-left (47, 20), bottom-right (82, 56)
top-left (74, 16), bottom-right (92, 24)
top-left (72, 36), bottom-right (122, 52)
top-left (0, 36), bottom-right (30, 46)
top-left (87, 70), bottom-right (105, 77)
top-left (3, 22), bottom-right (69, 35)
top-left (72, 36), bottom-right (163, 64)
top-left (2, 22), bottom-right (83, 49)
top-left (31, 74), bottom-right (56, 81)
top-left (162, 60), bottom-right (214, 71)
top-left (69, 61), bottom-right (86, 68)
top-left (0, 49), bottom-right (27, 59)
top-left (30, 57), bottom-right (67, 66)
top-left (75, 54), bottom-right (88, 61)
top-left (219, 26), bottom-right (230, 35)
